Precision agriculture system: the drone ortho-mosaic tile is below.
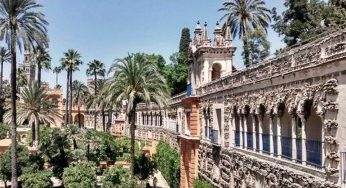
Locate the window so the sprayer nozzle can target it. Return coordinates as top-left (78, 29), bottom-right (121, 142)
top-left (211, 63), bottom-right (221, 81)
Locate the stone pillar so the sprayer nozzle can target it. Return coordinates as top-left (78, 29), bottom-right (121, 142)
top-left (258, 114), bottom-right (263, 153)
top-left (239, 114), bottom-right (243, 148)
top-left (299, 114), bottom-right (307, 165)
top-left (319, 115), bottom-right (325, 167)
top-left (291, 114), bottom-right (297, 162)
top-left (252, 114), bottom-right (257, 152)
top-left (276, 115), bottom-right (282, 158)
top-left (231, 114), bottom-right (237, 147)
top-left (269, 113), bottom-right (274, 157)
top-left (243, 114), bottom-right (247, 149)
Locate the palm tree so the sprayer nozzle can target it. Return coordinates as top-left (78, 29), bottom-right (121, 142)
top-left (219, 0), bottom-right (271, 67)
top-left (93, 80), bottom-right (112, 132)
top-left (3, 81), bottom-right (61, 147)
top-left (72, 80), bottom-right (88, 128)
top-left (0, 47), bottom-right (10, 94)
top-left (60, 49), bottom-right (83, 126)
top-left (106, 53), bottom-right (170, 178)
top-left (34, 46), bottom-right (51, 87)
top-left (0, 0), bottom-right (48, 184)
top-left (86, 60), bottom-right (105, 130)
top-left (53, 66), bottom-right (62, 88)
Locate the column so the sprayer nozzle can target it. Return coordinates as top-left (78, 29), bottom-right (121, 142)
top-left (231, 114), bottom-right (236, 147)
top-left (299, 114), bottom-right (307, 165)
top-left (243, 114), bottom-right (247, 149)
top-left (269, 114), bottom-right (274, 157)
top-left (276, 115), bottom-right (282, 158)
top-left (258, 114), bottom-right (263, 153)
top-left (291, 114), bottom-right (297, 162)
top-left (252, 114), bottom-right (257, 152)
top-left (239, 114), bottom-right (243, 148)
top-left (320, 116), bottom-right (325, 167)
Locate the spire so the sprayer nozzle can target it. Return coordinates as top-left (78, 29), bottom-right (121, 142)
top-left (224, 23), bottom-right (231, 41)
top-left (203, 22), bottom-right (209, 41)
top-left (195, 21), bottom-right (202, 32)
top-left (214, 21), bottom-right (222, 34)
top-left (193, 21), bottom-right (203, 46)
top-left (214, 21), bottom-right (224, 46)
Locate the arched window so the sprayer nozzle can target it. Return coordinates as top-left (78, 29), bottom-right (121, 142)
top-left (211, 63), bottom-right (221, 81)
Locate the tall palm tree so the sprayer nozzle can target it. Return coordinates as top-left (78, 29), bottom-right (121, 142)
top-left (219, 0), bottom-right (271, 67)
top-left (106, 53), bottom-right (170, 178)
top-left (72, 80), bottom-right (88, 128)
top-left (53, 66), bottom-right (62, 88)
top-left (60, 49), bottom-right (83, 126)
top-left (0, 0), bottom-right (48, 185)
top-left (0, 47), bottom-right (10, 94)
top-left (86, 60), bottom-right (105, 130)
top-left (4, 81), bottom-right (61, 146)
top-left (34, 46), bottom-right (51, 87)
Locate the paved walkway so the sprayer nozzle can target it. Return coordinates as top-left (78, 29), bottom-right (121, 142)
top-left (149, 171), bottom-right (170, 188)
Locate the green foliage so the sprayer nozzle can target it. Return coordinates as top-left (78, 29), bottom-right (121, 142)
top-left (102, 166), bottom-right (130, 188)
top-left (39, 127), bottom-right (69, 178)
top-left (20, 170), bottom-right (52, 188)
top-left (193, 179), bottom-right (213, 188)
top-left (0, 145), bottom-right (42, 184)
top-left (154, 142), bottom-right (180, 188)
top-left (163, 52), bottom-right (188, 96)
top-left (272, 0), bottom-right (327, 46)
top-left (134, 154), bottom-right (157, 180)
top-left (242, 29), bottom-right (270, 65)
top-left (179, 28), bottom-right (191, 60)
top-left (63, 161), bottom-right (97, 188)
top-left (0, 123), bottom-right (10, 139)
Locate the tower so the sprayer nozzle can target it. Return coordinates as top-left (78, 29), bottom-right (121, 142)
top-left (19, 49), bottom-right (36, 83)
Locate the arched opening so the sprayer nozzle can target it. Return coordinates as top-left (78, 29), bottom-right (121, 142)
top-left (261, 105), bottom-right (271, 154)
top-left (211, 63), bottom-right (222, 81)
top-left (74, 114), bottom-right (85, 128)
top-left (244, 105), bottom-right (253, 150)
top-left (281, 104), bottom-right (292, 160)
top-left (234, 107), bottom-right (241, 147)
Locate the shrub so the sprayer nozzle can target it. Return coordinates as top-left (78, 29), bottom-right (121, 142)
top-left (154, 142), bottom-right (180, 188)
top-left (102, 166), bottom-right (129, 188)
top-left (193, 179), bottom-right (213, 188)
top-left (63, 161), bottom-right (97, 188)
top-left (20, 170), bottom-right (53, 188)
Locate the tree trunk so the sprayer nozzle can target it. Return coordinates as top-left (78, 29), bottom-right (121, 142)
top-left (69, 69), bottom-right (73, 125)
top-left (78, 106), bottom-right (81, 128)
top-left (34, 115), bottom-right (40, 147)
top-left (31, 122), bottom-right (35, 146)
top-left (102, 109), bottom-right (105, 132)
top-left (0, 59), bottom-right (3, 93)
top-left (129, 104), bottom-right (137, 179)
top-left (93, 74), bottom-right (97, 130)
top-left (64, 70), bottom-right (70, 127)
top-left (55, 73), bottom-right (58, 87)
top-left (243, 38), bottom-right (250, 67)
top-left (37, 63), bottom-right (42, 88)
top-left (10, 18), bottom-right (18, 188)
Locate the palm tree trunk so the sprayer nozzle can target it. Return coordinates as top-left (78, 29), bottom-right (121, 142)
top-left (10, 18), bottom-right (18, 188)
top-left (64, 70), bottom-right (70, 126)
top-left (102, 109), bottom-right (105, 132)
top-left (243, 38), bottom-right (250, 67)
top-left (78, 106), bottom-right (81, 128)
top-left (34, 115), bottom-right (40, 147)
top-left (0, 59), bottom-right (3, 93)
top-left (69, 69), bottom-right (73, 125)
top-left (93, 74), bottom-right (97, 130)
top-left (129, 104), bottom-right (137, 179)
top-left (55, 72), bottom-right (58, 87)
top-left (37, 63), bottom-right (42, 88)
top-left (31, 122), bottom-right (35, 145)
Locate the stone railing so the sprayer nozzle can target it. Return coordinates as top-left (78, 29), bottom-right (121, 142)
top-left (196, 29), bottom-right (346, 96)
top-left (170, 92), bottom-right (186, 105)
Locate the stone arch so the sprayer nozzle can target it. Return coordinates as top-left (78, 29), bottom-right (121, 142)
top-left (211, 63), bottom-right (222, 81)
top-left (74, 114), bottom-right (85, 128)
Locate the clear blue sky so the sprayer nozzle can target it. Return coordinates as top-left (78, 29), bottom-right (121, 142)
top-left (3, 0), bottom-right (286, 90)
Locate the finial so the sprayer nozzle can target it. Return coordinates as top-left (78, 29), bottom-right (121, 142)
top-left (204, 22), bottom-right (207, 27)
top-left (197, 21), bottom-right (200, 25)
top-left (216, 21), bottom-right (219, 26)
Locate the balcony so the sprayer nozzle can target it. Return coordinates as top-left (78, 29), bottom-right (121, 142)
top-left (186, 84), bottom-right (192, 96)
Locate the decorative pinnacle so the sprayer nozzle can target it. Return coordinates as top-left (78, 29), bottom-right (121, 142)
top-left (216, 21), bottom-right (219, 26)
top-left (204, 22), bottom-right (207, 27)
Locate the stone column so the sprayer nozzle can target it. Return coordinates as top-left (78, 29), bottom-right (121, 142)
top-left (243, 114), bottom-right (248, 149)
top-left (276, 114), bottom-right (282, 158)
top-left (258, 114), bottom-right (263, 153)
top-left (299, 114), bottom-right (307, 165)
top-left (252, 114), bottom-right (257, 152)
top-left (239, 114), bottom-right (243, 148)
top-left (291, 114), bottom-right (297, 162)
top-left (269, 113), bottom-right (274, 157)
top-left (231, 114), bottom-right (236, 147)
top-left (319, 114), bottom-right (325, 167)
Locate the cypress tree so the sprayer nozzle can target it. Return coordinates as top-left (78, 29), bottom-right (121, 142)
top-left (179, 28), bottom-right (191, 61)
